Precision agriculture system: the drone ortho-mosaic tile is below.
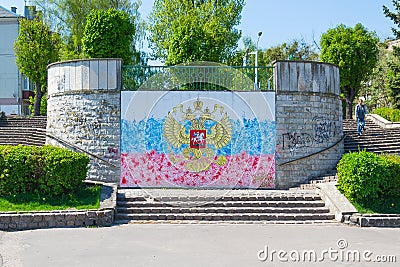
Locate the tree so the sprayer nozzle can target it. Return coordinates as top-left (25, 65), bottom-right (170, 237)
top-left (320, 24), bottom-right (379, 119)
top-left (82, 8), bottom-right (135, 64)
top-left (383, 0), bottom-right (400, 40)
top-left (387, 53), bottom-right (400, 108)
top-left (262, 39), bottom-right (319, 64)
top-left (227, 37), bottom-right (318, 67)
top-left (383, 0), bottom-right (400, 108)
top-left (360, 43), bottom-right (392, 109)
top-left (226, 36), bottom-right (267, 66)
top-left (32, 0), bottom-right (143, 60)
top-left (14, 18), bottom-right (61, 116)
top-left (148, 0), bottom-right (244, 65)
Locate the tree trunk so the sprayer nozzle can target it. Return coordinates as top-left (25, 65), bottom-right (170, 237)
top-left (34, 82), bottom-right (43, 116)
top-left (345, 87), bottom-right (356, 120)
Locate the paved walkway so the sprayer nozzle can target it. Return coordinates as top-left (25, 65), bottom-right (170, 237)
top-left (0, 224), bottom-right (399, 267)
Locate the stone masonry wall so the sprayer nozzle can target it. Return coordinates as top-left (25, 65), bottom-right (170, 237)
top-left (274, 61), bottom-right (343, 189)
top-left (46, 59), bottom-right (121, 182)
top-left (46, 59), bottom-right (343, 188)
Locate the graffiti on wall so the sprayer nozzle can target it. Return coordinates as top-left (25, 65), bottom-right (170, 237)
top-left (120, 91), bottom-right (276, 189)
top-left (312, 116), bottom-right (340, 144)
top-left (282, 116), bottom-right (340, 155)
top-left (282, 132), bottom-right (313, 152)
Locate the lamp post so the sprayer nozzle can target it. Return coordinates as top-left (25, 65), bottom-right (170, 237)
top-left (255, 31), bottom-right (262, 90)
top-left (243, 32), bottom-right (262, 90)
top-left (244, 32), bottom-right (262, 90)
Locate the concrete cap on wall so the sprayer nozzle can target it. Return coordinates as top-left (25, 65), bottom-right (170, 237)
top-left (272, 60), bottom-right (340, 96)
top-left (47, 58), bottom-right (122, 95)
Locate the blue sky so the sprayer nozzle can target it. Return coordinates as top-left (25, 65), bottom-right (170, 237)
top-left (1, 0), bottom-right (395, 50)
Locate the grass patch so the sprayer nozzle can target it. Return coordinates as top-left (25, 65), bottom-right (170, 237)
top-left (0, 184), bottom-right (101, 212)
top-left (350, 195), bottom-right (400, 214)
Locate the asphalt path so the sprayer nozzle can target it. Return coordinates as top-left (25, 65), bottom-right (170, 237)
top-left (0, 224), bottom-right (399, 267)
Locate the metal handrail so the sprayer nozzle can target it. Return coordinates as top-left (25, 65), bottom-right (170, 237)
top-left (278, 135), bottom-right (345, 166)
top-left (122, 65), bottom-right (274, 91)
top-left (46, 133), bottom-right (119, 169)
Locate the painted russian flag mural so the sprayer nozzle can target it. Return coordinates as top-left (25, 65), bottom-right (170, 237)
top-left (121, 91), bottom-right (276, 189)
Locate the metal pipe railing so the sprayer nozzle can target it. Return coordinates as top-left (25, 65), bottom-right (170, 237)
top-left (122, 65), bottom-right (274, 92)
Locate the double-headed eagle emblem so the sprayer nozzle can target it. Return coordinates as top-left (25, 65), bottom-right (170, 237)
top-left (163, 99), bottom-right (232, 172)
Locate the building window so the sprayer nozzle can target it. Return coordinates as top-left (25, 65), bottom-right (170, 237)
top-left (22, 75), bottom-right (33, 92)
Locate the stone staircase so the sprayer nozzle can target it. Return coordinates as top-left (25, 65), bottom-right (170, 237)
top-left (343, 119), bottom-right (400, 154)
top-left (290, 118), bottom-right (400, 191)
top-left (115, 189), bottom-right (336, 224)
top-left (0, 116), bottom-right (47, 146)
top-left (290, 172), bottom-right (338, 191)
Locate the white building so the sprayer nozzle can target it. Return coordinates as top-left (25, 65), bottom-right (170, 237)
top-left (0, 6), bottom-right (33, 115)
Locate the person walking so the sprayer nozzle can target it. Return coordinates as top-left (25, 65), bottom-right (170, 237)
top-left (355, 97), bottom-right (367, 136)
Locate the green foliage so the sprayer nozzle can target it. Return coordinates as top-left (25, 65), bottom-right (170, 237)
top-left (32, 0), bottom-right (144, 61)
top-left (227, 38), bottom-right (318, 67)
top-left (360, 43), bottom-right (392, 110)
top-left (373, 107), bottom-right (400, 122)
top-left (148, 0), bottom-right (244, 65)
top-left (0, 145), bottom-right (89, 197)
top-left (320, 24), bottom-right (379, 119)
top-left (40, 146), bottom-right (90, 195)
top-left (337, 151), bottom-right (400, 205)
top-left (383, 0), bottom-right (400, 40)
top-left (29, 93), bottom-right (47, 116)
top-left (381, 154), bottom-right (400, 196)
top-left (0, 146), bottom-right (42, 196)
top-left (351, 195), bottom-right (400, 214)
top-left (14, 18), bottom-right (61, 116)
top-left (383, 1), bottom-right (400, 109)
top-left (82, 8), bottom-right (135, 64)
top-left (0, 185), bottom-right (101, 212)
top-left (263, 39), bottom-right (319, 64)
top-left (386, 54), bottom-right (400, 109)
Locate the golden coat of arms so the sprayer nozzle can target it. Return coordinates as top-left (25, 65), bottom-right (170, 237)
top-left (163, 99), bottom-right (232, 172)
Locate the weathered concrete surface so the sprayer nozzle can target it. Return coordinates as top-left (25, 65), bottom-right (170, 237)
top-left (274, 61), bottom-right (343, 188)
top-left (367, 114), bottom-right (400, 129)
top-left (0, 224), bottom-right (399, 267)
top-left (316, 182), bottom-right (358, 222)
top-left (345, 214), bottom-right (400, 228)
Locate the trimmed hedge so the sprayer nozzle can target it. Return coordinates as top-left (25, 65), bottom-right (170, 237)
top-left (337, 151), bottom-right (400, 204)
top-left (0, 145), bottom-right (89, 196)
top-left (373, 107), bottom-right (400, 122)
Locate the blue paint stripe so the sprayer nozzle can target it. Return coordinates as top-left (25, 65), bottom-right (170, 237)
top-left (121, 118), bottom-right (276, 155)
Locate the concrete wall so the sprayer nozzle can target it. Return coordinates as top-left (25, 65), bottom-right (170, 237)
top-left (46, 59), bottom-right (122, 182)
top-left (274, 61), bottom-right (343, 189)
top-left (121, 91), bottom-right (276, 189)
top-left (46, 59), bottom-right (343, 188)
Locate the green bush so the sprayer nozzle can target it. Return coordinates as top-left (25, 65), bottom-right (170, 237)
top-left (41, 146), bottom-right (90, 195)
top-left (373, 107), bottom-right (400, 122)
top-left (0, 145), bottom-right (89, 196)
top-left (0, 145), bottom-right (42, 195)
top-left (381, 154), bottom-right (400, 197)
top-left (337, 151), bottom-right (400, 204)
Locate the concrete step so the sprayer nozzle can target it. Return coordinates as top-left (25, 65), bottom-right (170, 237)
top-left (0, 127), bottom-right (46, 146)
top-left (117, 200), bottom-right (326, 208)
top-left (117, 194), bottom-right (322, 202)
top-left (116, 206), bottom-right (331, 214)
top-left (343, 119), bottom-right (400, 155)
top-left (116, 189), bottom-right (335, 224)
top-left (114, 219), bottom-right (339, 225)
top-left (0, 117), bottom-right (47, 128)
top-left (289, 173), bottom-right (338, 191)
top-left (115, 213), bottom-right (335, 221)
